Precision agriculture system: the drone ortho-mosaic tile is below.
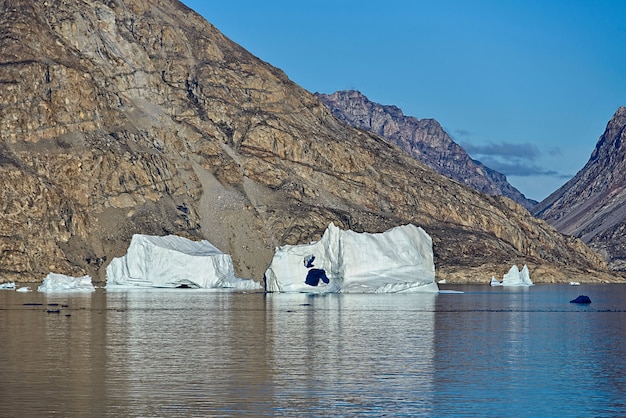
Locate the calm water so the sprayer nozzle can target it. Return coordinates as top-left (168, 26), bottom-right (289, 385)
top-left (1, 284), bottom-right (625, 417)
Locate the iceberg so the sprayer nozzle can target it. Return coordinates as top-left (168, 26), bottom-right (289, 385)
top-left (105, 234), bottom-right (261, 290)
top-left (264, 223), bottom-right (439, 293)
top-left (500, 265), bottom-right (533, 286)
top-left (489, 276), bottom-right (503, 286)
top-left (0, 282), bottom-right (16, 290)
top-left (38, 273), bottom-right (96, 293)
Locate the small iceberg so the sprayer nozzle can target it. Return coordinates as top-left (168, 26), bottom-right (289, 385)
top-left (490, 265), bottom-right (533, 287)
top-left (569, 281), bottom-right (581, 286)
top-left (438, 279), bottom-right (447, 284)
top-left (489, 276), bottom-right (503, 286)
top-left (0, 282), bottom-right (16, 290)
top-left (38, 273), bottom-right (96, 293)
top-left (502, 265), bottom-right (533, 286)
top-left (16, 286), bottom-right (31, 292)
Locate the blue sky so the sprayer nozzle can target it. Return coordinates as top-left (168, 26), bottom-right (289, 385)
top-left (181, 1), bottom-right (626, 201)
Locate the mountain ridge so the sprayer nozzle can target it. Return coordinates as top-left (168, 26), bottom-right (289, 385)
top-left (533, 106), bottom-right (626, 270)
top-left (316, 90), bottom-right (537, 210)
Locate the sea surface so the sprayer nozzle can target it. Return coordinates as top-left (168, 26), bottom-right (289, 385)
top-left (1, 283), bottom-right (625, 417)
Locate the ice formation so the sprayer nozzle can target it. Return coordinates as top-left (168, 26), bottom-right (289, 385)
top-left (489, 276), bottom-right (503, 286)
top-left (264, 223), bottom-right (439, 293)
top-left (38, 273), bottom-right (96, 293)
top-left (0, 282), bottom-right (16, 290)
top-left (105, 234), bottom-right (261, 290)
top-left (490, 265), bottom-right (533, 287)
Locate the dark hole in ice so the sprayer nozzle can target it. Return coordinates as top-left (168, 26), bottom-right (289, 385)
top-left (305, 268), bottom-right (329, 286)
top-left (176, 283), bottom-right (193, 289)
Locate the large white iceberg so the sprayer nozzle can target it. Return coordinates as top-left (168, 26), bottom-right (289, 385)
top-left (106, 234), bottom-right (261, 290)
top-left (264, 223), bottom-right (439, 293)
top-left (38, 273), bottom-right (96, 293)
top-left (490, 265), bottom-right (533, 287)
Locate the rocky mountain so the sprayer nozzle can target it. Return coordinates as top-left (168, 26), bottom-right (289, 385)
top-left (316, 90), bottom-right (537, 210)
top-left (0, 0), bottom-right (617, 284)
top-left (533, 107), bottom-right (626, 271)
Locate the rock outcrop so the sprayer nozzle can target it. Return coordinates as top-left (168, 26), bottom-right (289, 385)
top-left (0, 0), bottom-right (617, 284)
top-left (533, 107), bottom-right (626, 271)
top-left (316, 90), bottom-right (537, 210)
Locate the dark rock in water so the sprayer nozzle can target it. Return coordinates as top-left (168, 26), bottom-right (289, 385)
top-left (570, 295), bottom-right (592, 304)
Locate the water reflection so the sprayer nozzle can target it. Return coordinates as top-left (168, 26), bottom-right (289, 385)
top-left (265, 293), bottom-right (436, 415)
top-left (0, 291), bottom-right (105, 416)
top-left (431, 285), bottom-right (626, 416)
top-left (2, 285), bottom-right (626, 416)
top-left (104, 290), bottom-right (273, 416)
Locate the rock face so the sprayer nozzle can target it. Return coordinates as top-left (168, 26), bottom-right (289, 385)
top-left (0, 0), bottom-right (616, 284)
top-left (316, 90), bottom-right (537, 210)
top-left (533, 107), bottom-right (626, 271)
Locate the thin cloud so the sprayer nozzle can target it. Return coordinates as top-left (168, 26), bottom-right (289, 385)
top-left (454, 129), bottom-right (473, 139)
top-left (462, 141), bottom-right (540, 160)
top-left (547, 146), bottom-right (562, 156)
top-left (478, 156), bottom-right (571, 178)
top-left (460, 140), bottom-right (570, 178)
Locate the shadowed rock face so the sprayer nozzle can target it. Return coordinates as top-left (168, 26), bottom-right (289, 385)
top-left (316, 90), bottom-right (538, 210)
top-left (534, 107), bottom-right (626, 271)
top-left (0, 0), bottom-right (616, 283)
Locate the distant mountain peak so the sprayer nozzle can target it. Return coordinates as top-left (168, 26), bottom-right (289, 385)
top-left (316, 90), bottom-right (537, 210)
top-left (533, 106), bottom-right (626, 270)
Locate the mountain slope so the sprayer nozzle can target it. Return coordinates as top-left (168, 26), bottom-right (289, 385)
top-left (533, 107), bottom-right (626, 270)
top-left (0, 0), bottom-right (615, 284)
top-left (316, 90), bottom-right (537, 210)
